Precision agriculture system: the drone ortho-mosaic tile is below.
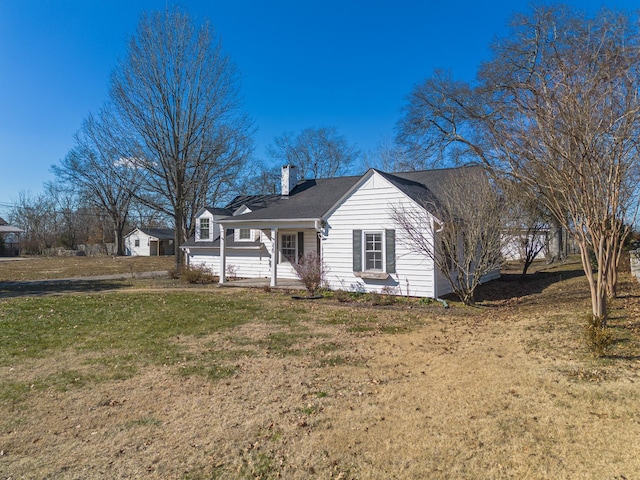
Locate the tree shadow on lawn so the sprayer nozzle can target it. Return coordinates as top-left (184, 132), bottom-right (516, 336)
top-left (604, 316), bottom-right (640, 361)
top-left (0, 279), bottom-right (130, 299)
top-left (474, 267), bottom-right (587, 304)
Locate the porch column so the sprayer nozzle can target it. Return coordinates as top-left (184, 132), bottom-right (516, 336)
top-left (271, 227), bottom-right (278, 287)
top-left (219, 224), bottom-right (227, 284)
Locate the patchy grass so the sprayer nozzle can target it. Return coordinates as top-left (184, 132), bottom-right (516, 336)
top-left (0, 255), bottom-right (174, 281)
top-left (0, 258), bottom-right (640, 478)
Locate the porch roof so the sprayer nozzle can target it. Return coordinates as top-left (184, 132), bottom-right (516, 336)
top-left (0, 225), bottom-right (23, 234)
top-left (0, 217), bottom-right (23, 234)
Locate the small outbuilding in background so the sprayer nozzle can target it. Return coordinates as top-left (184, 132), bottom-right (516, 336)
top-left (0, 216), bottom-right (23, 256)
top-left (124, 227), bottom-right (175, 256)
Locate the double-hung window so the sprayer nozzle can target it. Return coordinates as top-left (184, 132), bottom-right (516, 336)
top-left (364, 232), bottom-right (383, 271)
top-left (353, 229), bottom-right (395, 274)
top-left (280, 233), bottom-right (297, 263)
top-left (199, 218), bottom-right (210, 240)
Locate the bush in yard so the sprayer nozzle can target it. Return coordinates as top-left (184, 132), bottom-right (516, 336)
top-left (584, 314), bottom-right (614, 357)
top-left (178, 265), bottom-right (217, 284)
top-left (292, 252), bottom-right (327, 297)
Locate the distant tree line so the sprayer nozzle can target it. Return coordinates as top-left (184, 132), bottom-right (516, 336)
top-left (7, 9), bottom-right (358, 265)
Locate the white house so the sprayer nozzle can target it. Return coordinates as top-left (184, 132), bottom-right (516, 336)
top-left (501, 228), bottom-right (549, 261)
top-left (124, 227), bottom-right (175, 256)
top-left (180, 165), bottom-right (500, 298)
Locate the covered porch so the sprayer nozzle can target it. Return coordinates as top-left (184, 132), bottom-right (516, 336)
top-left (216, 218), bottom-right (326, 287)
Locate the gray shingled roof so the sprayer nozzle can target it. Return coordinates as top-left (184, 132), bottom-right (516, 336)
top-left (197, 207), bottom-right (233, 217)
top-left (216, 166), bottom-right (482, 223)
top-left (217, 176), bottom-right (361, 222)
top-left (224, 195), bottom-right (282, 213)
top-left (0, 216), bottom-right (24, 233)
top-left (131, 227), bottom-right (175, 239)
top-left (378, 165), bottom-right (484, 213)
top-left (180, 166), bottom-right (482, 249)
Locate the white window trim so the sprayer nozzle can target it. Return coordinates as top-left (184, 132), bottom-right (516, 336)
top-left (363, 230), bottom-right (385, 272)
top-left (234, 227), bottom-right (254, 242)
top-left (279, 232), bottom-right (297, 264)
top-left (197, 217), bottom-right (211, 241)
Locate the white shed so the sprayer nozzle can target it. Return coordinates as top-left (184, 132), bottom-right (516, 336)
top-left (124, 228), bottom-right (175, 256)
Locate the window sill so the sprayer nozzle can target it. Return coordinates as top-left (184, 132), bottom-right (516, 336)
top-left (354, 271), bottom-right (389, 280)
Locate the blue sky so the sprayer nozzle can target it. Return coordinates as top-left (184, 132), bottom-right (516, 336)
top-left (0, 0), bottom-right (637, 216)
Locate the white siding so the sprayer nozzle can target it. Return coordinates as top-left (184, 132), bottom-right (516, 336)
top-left (187, 228), bottom-right (319, 280)
top-left (125, 230), bottom-right (150, 256)
top-left (501, 231), bottom-right (548, 261)
top-left (322, 172), bottom-right (437, 297)
top-left (189, 247), bottom-right (272, 278)
top-left (433, 260), bottom-right (455, 298)
top-left (273, 229), bottom-right (318, 279)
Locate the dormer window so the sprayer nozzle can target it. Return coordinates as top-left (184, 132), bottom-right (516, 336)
top-left (199, 218), bottom-right (210, 240)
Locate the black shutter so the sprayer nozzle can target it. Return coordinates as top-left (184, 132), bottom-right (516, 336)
top-left (386, 229), bottom-right (396, 273)
top-left (353, 230), bottom-right (362, 272)
top-left (297, 231), bottom-right (304, 260)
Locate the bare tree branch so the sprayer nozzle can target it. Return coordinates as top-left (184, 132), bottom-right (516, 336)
top-left (397, 5), bottom-right (640, 322)
top-left (267, 126), bottom-right (358, 179)
top-left (391, 167), bottom-right (503, 305)
top-left (110, 9), bottom-right (253, 267)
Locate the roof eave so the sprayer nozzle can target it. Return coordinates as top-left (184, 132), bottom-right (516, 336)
top-left (217, 218), bottom-right (321, 229)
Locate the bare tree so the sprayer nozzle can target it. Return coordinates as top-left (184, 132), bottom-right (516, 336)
top-left (391, 167), bottom-right (503, 305)
top-left (8, 191), bottom-right (58, 254)
top-left (397, 5), bottom-right (640, 323)
top-left (360, 137), bottom-right (416, 173)
top-left (128, 203), bottom-right (170, 230)
top-left (52, 108), bottom-right (140, 255)
top-left (44, 182), bottom-right (85, 250)
top-left (110, 9), bottom-right (253, 267)
top-left (501, 182), bottom-right (551, 275)
top-left (239, 161), bottom-right (281, 195)
top-left (268, 126), bottom-right (358, 179)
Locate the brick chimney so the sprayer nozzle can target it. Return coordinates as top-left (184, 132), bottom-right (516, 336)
top-left (281, 164), bottom-right (298, 196)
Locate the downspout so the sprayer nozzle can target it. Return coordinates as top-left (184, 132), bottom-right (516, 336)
top-left (219, 224), bottom-right (226, 284)
top-left (433, 218), bottom-right (448, 308)
top-left (271, 227), bottom-right (278, 287)
top-left (436, 297), bottom-right (449, 308)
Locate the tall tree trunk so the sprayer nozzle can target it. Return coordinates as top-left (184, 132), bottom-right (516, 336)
top-left (174, 209), bottom-right (184, 269)
top-left (579, 242), bottom-right (608, 325)
top-left (548, 217), bottom-right (564, 263)
top-left (114, 222), bottom-right (126, 256)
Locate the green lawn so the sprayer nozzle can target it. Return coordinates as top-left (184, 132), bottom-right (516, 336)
top-left (1, 267), bottom-right (640, 479)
